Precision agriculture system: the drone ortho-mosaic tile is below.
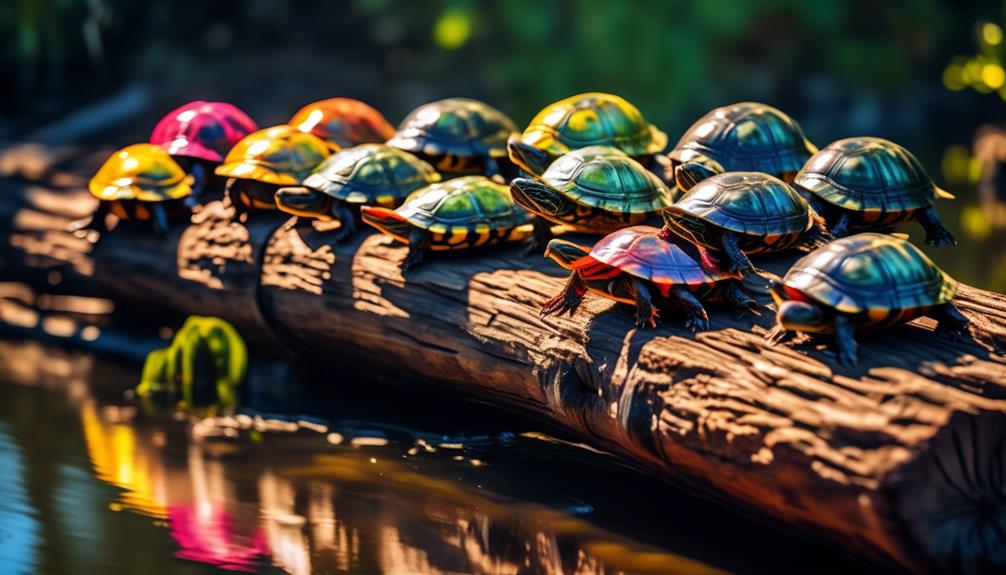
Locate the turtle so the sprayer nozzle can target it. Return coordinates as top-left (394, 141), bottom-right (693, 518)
top-left (150, 100), bottom-right (258, 198)
top-left (214, 125), bottom-right (331, 217)
top-left (507, 92), bottom-right (668, 176)
top-left (387, 98), bottom-right (518, 177)
top-left (790, 137), bottom-right (956, 247)
top-left (767, 233), bottom-right (969, 367)
top-left (360, 176), bottom-right (533, 273)
top-left (71, 143), bottom-right (196, 236)
top-left (289, 98), bottom-right (396, 149)
top-left (541, 225), bottom-right (758, 331)
top-left (667, 102), bottom-right (817, 191)
top-left (509, 146), bottom-right (678, 252)
top-left (275, 144), bottom-right (441, 241)
top-left (660, 172), bottom-right (831, 273)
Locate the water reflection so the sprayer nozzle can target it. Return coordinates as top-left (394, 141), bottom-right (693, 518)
top-left (0, 338), bottom-right (862, 574)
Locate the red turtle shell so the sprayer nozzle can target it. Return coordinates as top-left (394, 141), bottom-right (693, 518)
top-left (589, 226), bottom-right (738, 285)
top-left (150, 101), bottom-right (258, 163)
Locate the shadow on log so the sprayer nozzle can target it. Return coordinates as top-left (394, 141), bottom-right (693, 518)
top-left (1, 153), bottom-right (1005, 573)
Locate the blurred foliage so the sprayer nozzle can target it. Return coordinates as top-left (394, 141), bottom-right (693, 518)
top-left (136, 315), bottom-right (246, 413)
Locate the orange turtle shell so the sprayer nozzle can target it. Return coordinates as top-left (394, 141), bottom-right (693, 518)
top-left (290, 98), bottom-right (395, 149)
top-left (214, 125), bottom-right (331, 186)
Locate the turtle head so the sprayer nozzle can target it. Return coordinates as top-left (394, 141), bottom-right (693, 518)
top-left (510, 178), bottom-right (572, 218)
top-left (543, 239), bottom-right (590, 269)
top-left (674, 153), bottom-right (724, 191)
top-left (360, 206), bottom-right (414, 245)
top-left (507, 136), bottom-right (554, 176)
top-left (770, 281), bottom-right (829, 333)
top-left (275, 186), bottom-right (333, 219)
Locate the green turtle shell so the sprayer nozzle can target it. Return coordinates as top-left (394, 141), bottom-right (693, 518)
top-left (387, 98), bottom-right (517, 159)
top-left (301, 144), bottom-right (440, 207)
top-left (590, 225), bottom-right (737, 285)
top-left (792, 137), bottom-right (946, 213)
top-left (668, 102), bottom-right (817, 177)
top-left (782, 233), bottom-right (956, 314)
top-left (667, 172), bottom-right (813, 236)
top-left (397, 176), bottom-right (531, 234)
top-left (540, 146), bottom-right (677, 213)
top-left (517, 92), bottom-right (667, 158)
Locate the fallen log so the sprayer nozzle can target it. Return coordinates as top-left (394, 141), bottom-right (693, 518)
top-left (2, 156), bottom-right (1006, 574)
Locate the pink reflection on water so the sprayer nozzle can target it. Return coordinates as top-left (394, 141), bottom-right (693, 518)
top-left (168, 504), bottom-right (270, 572)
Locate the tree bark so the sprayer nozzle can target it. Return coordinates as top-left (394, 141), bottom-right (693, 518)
top-left (2, 156), bottom-right (1006, 574)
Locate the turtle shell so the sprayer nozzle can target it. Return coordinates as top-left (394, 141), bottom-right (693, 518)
top-left (668, 102), bottom-right (817, 177)
top-left (302, 144), bottom-right (441, 207)
top-left (541, 146), bottom-right (678, 213)
top-left (289, 98), bottom-right (396, 149)
top-left (89, 143), bottom-right (194, 202)
top-left (792, 137), bottom-right (951, 213)
top-left (387, 98), bottom-right (517, 159)
top-left (516, 92), bottom-right (667, 158)
top-left (590, 226), bottom-right (737, 285)
top-left (214, 125), bottom-right (331, 185)
top-left (395, 176), bottom-right (530, 233)
top-left (150, 101), bottom-right (258, 163)
top-left (781, 233), bottom-right (957, 314)
top-left (667, 172), bottom-right (813, 236)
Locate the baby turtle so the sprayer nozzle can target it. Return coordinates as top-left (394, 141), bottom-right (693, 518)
top-left (510, 146), bottom-right (678, 252)
top-left (791, 137), bottom-right (956, 246)
top-left (660, 172), bottom-right (830, 273)
top-left (667, 102), bottom-right (817, 191)
top-left (360, 176), bottom-right (533, 273)
top-left (150, 101), bottom-right (258, 198)
top-left (289, 98), bottom-right (396, 149)
top-left (72, 143), bottom-right (195, 236)
top-left (275, 144), bottom-right (441, 241)
top-left (768, 233), bottom-right (969, 367)
top-left (542, 225), bottom-right (757, 331)
top-left (508, 92), bottom-right (668, 176)
top-left (214, 125), bottom-right (331, 217)
top-left (387, 98), bottom-right (517, 177)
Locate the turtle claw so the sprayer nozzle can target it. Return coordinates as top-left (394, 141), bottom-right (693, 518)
top-left (925, 228), bottom-right (957, 248)
top-left (934, 322), bottom-right (966, 341)
top-left (684, 311), bottom-right (709, 335)
top-left (764, 325), bottom-right (792, 346)
top-left (837, 346), bottom-right (858, 368)
top-left (541, 291), bottom-right (580, 319)
top-left (635, 306), bottom-right (659, 329)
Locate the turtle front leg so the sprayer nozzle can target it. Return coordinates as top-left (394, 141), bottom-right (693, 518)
top-left (722, 280), bottom-right (760, 319)
top-left (721, 231), bottom-right (755, 274)
top-left (764, 324), bottom-right (795, 346)
top-left (670, 285), bottom-right (709, 334)
top-left (331, 202), bottom-right (358, 243)
top-left (151, 204), bottom-right (171, 236)
top-left (401, 227), bottom-right (432, 275)
top-left (918, 206), bottom-right (957, 247)
top-left (540, 272), bottom-right (587, 318)
top-left (525, 217), bottom-right (555, 256)
top-left (929, 302), bottom-right (970, 340)
top-left (833, 314), bottom-right (858, 367)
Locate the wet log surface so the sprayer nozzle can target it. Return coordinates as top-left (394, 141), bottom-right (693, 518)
top-left (2, 144), bottom-right (1006, 574)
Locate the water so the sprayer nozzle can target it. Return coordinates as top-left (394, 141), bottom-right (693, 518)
top-left (0, 338), bottom-right (863, 574)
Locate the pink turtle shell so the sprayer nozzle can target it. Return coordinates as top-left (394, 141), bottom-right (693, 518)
top-left (150, 101), bottom-right (258, 163)
top-left (589, 225), bottom-right (738, 285)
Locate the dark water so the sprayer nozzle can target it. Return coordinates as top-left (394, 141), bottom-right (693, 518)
top-left (0, 338), bottom-right (865, 575)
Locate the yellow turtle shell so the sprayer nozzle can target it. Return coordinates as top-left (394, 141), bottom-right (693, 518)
top-left (89, 143), bottom-right (194, 202)
top-left (515, 93), bottom-right (667, 160)
top-left (214, 125), bottom-right (331, 186)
